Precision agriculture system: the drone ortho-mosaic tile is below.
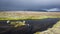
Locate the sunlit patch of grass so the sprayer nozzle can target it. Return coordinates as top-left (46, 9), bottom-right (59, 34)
top-left (9, 21), bottom-right (26, 28)
top-left (34, 32), bottom-right (41, 34)
top-left (0, 16), bottom-right (60, 20)
top-left (0, 12), bottom-right (60, 20)
top-left (53, 20), bottom-right (60, 28)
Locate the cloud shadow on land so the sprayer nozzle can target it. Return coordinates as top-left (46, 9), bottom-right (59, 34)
top-left (25, 18), bottom-right (60, 33)
top-left (0, 18), bottom-right (60, 34)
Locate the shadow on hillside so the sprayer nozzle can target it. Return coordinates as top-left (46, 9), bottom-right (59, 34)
top-left (0, 18), bottom-right (60, 34)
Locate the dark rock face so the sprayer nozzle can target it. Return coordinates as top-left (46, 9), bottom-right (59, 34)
top-left (0, 18), bottom-right (60, 34)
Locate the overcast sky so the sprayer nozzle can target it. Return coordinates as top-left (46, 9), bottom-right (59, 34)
top-left (0, 0), bottom-right (60, 11)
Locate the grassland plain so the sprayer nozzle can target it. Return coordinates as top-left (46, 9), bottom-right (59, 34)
top-left (0, 11), bottom-right (60, 20)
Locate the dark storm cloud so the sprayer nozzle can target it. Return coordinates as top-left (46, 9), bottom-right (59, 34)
top-left (0, 0), bottom-right (60, 11)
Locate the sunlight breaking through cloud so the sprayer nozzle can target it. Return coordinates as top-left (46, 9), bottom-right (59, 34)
top-left (46, 8), bottom-right (60, 11)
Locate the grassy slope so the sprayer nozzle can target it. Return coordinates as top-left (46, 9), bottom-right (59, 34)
top-left (0, 11), bottom-right (60, 20)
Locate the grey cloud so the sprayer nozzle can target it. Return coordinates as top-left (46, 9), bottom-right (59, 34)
top-left (0, 0), bottom-right (60, 11)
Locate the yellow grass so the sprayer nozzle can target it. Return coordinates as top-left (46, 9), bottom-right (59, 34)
top-left (0, 11), bottom-right (60, 20)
